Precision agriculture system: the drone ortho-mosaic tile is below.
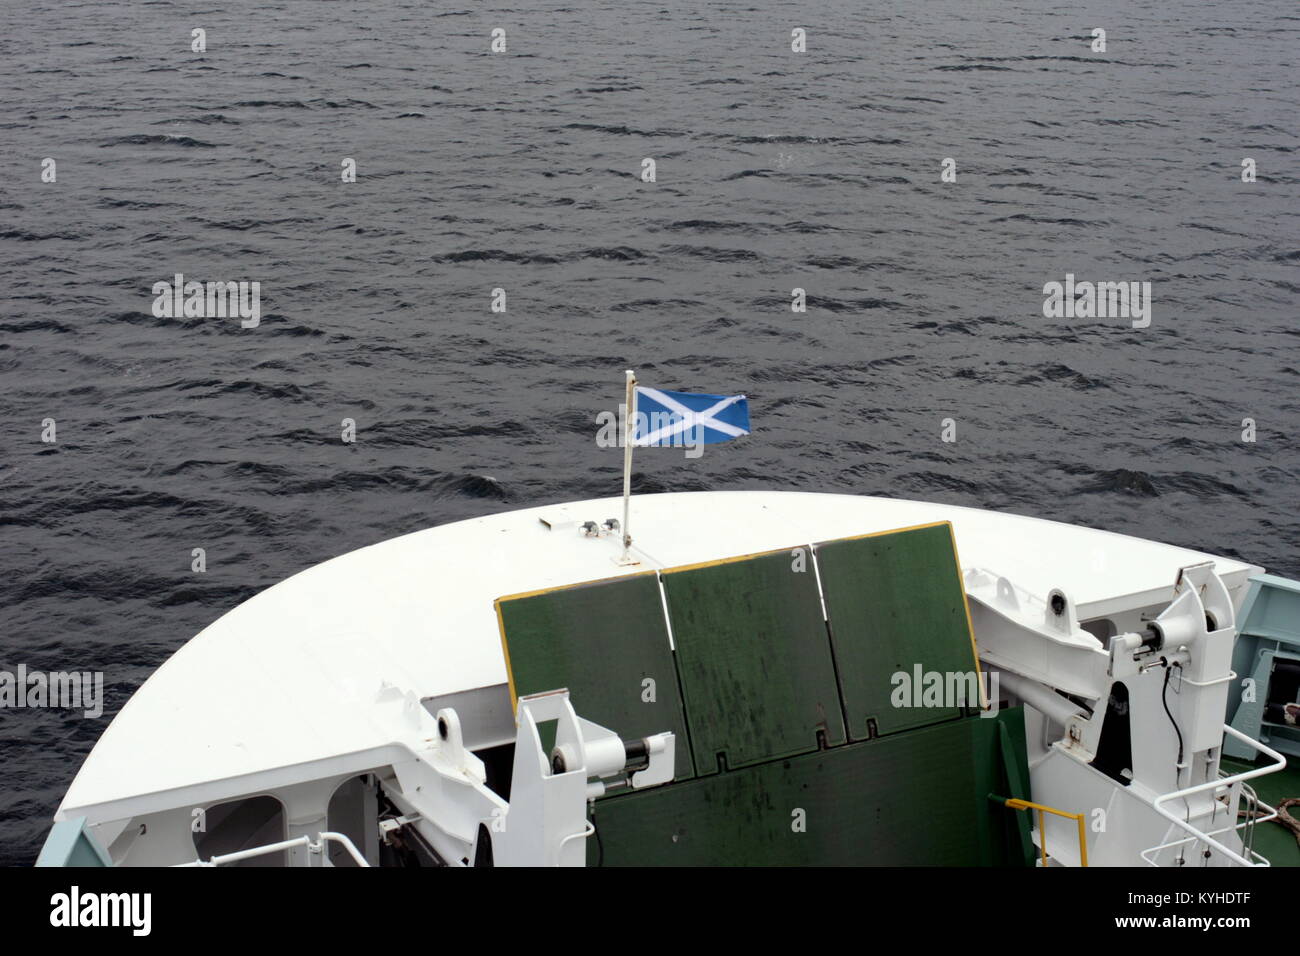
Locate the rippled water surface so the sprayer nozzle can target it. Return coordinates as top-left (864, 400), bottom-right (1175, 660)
top-left (0, 0), bottom-right (1297, 864)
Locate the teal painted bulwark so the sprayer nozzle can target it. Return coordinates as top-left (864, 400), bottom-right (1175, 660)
top-left (1226, 574), bottom-right (1300, 760)
top-left (36, 817), bottom-right (112, 867)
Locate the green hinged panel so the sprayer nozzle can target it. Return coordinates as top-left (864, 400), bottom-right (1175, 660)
top-left (815, 522), bottom-right (979, 740)
top-left (661, 548), bottom-right (846, 774)
top-left (590, 708), bottom-right (1032, 866)
top-left (496, 572), bottom-right (695, 780)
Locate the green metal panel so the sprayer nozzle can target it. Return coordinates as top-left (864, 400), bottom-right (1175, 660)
top-left (591, 708), bottom-right (1031, 866)
top-left (815, 522), bottom-right (979, 739)
top-left (996, 715), bottom-right (1036, 866)
top-left (661, 549), bottom-right (847, 774)
top-left (496, 573), bottom-right (695, 780)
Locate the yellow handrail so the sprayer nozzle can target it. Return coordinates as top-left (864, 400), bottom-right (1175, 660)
top-left (999, 797), bottom-right (1089, 867)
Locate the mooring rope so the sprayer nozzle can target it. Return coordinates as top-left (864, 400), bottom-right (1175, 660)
top-left (1240, 797), bottom-right (1300, 848)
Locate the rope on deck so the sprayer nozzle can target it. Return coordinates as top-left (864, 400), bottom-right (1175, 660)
top-left (1241, 797), bottom-right (1300, 849)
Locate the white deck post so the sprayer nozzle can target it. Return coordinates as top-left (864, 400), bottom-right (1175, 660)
top-left (620, 369), bottom-right (637, 564)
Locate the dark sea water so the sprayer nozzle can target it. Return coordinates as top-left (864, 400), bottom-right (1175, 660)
top-left (0, 0), bottom-right (1297, 865)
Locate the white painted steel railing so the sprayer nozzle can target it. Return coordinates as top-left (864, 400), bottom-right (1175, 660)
top-left (176, 830), bottom-right (371, 867)
top-left (1140, 726), bottom-right (1286, 867)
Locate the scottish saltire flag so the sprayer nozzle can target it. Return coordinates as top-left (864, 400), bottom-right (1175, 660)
top-left (633, 387), bottom-right (750, 446)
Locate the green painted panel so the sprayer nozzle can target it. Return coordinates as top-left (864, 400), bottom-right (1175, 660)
top-left (661, 550), bottom-right (846, 774)
top-left (497, 573), bottom-right (694, 780)
top-left (815, 523), bottom-right (979, 740)
top-left (997, 714), bottom-right (1037, 867)
top-left (590, 708), bottom-right (1031, 866)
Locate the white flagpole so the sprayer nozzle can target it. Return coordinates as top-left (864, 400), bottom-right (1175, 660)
top-left (620, 369), bottom-right (637, 563)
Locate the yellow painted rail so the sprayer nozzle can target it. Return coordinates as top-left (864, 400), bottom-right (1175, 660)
top-left (990, 794), bottom-right (1089, 867)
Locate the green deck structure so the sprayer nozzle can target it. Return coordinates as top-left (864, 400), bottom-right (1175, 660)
top-left (661, 548), bottom-right (846, 773)
top-left (496, 522), bottom-right (1033, 865)
top-left (816, 523), bottom-right (982, 738)
top-left (496, 572), bottom-right (695, 780)
top-left (591, 709), bottom-right (1030, 865)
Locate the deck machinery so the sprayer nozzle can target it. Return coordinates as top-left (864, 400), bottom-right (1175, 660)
top-left (34, 492), bottom-right (1290, 867)
top-left (496, 522), bottom-right (1030, 865)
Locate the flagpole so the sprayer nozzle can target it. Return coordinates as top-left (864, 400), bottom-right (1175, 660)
top-left (620, 368), bottom-right (636, 563)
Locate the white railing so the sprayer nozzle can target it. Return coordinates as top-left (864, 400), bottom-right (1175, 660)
top-left (1139, 803), bottom-right (1279, 866)
top-left (1140, 726), bottom-right (1286, 867)
top-left (176, 831), bottom-right (371, 867)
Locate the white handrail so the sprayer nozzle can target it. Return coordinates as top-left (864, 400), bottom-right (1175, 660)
top-left (556, 820), bottom-right (595, 861)
top-left (317, 831), bottom-right (371, 867)
top-left (1145, 725), bottom-right (1286, 867)
top-left (177, 831), bottom-right (371, 867)
top-left (1139, 799), bottom-right (1279, 866)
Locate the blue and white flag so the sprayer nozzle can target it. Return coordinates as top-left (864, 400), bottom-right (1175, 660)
top-left (632, 387), bottom-right (750, 447)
